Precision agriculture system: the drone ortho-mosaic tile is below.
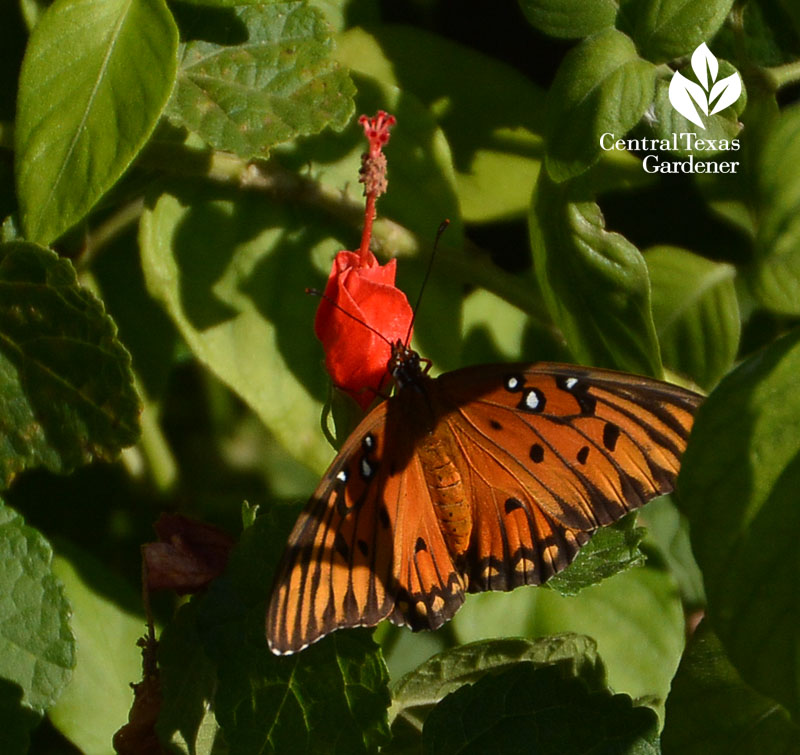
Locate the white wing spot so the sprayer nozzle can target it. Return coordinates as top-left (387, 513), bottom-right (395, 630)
top-left (524, 390), bottom-right (540, 410)
top-left (505, 376), bottom-right (520, 391)
top-left (565, 377), bottom-right (578, 389)
top-left (363, 433), bottom-right (375, 450)
top-left (336, 469), bottom-right (348, 483)
top-left (360, 457), bottom-right (375, 480)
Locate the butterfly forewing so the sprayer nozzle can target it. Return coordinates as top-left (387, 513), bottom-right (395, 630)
top-left (267, 407), bottom-right (396, 654)
top-left (434, 363), bottom-right (702, 594)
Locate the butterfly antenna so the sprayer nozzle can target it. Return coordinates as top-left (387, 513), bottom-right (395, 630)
top-left (305, 288), bottom-right (394, 347)
top-left (405, 219), bottom-right (450, 345)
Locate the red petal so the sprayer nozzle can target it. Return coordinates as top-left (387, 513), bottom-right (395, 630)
top-left (314, 251), bottom-right (412, 409)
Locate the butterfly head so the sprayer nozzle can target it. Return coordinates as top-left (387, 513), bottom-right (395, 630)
top-left (388, 340), bottom-right (428, 389)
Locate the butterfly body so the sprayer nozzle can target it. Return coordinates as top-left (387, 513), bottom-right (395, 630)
top-left (267, 342), bottom-right (702, 654)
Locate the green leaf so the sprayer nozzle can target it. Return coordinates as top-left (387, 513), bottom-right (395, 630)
top-left (459, 286), bottom-right (572, 368)
top-left (422, 663), bottom-right (660, 755)
top-left (517, 0), bottom-right (617, 38)
top-left (335, 25), bottom-right (546, 222)
top-left (529, 171), bottom-right (663, 377)
top-left (691, 89), bottom-right (777, 238)
top-left (387, 635), bottom-right (604, 753)
top-left (545, 29), bottom-right (656, 181)
top-left (192, 509), bottom-right (391, 753)
top-left (662, 621), bottom-right (800, 754)
top-left (640, 496), bottom-right (705, 607)
top-left (453, 563), bottom-right (685, 718)
top-left (620, 0), bottom-right (735, 63)
top-left (646, 245), bottom-right (739, 389)
top-left (546, 519), bottom-right (646, 596)
top-left (750, 104), bottom-right (800, 314)
top-left (678, 328), bottom-right (800, 721)
top-left (166, 2), bottom-right (355, 159)
top-left (0, 242), bottom-right (141, 489)
top-left (15, 0), bottom-right (178, 244)
top-left (0, 502), bottom-right (74, 714)
top-left (47, 544), bottom-right (146, 754)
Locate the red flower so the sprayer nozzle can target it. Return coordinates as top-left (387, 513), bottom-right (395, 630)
top-left (314, 111), bottom-right (413, 410)
top-left (315, 250), bottom-right (412, 409)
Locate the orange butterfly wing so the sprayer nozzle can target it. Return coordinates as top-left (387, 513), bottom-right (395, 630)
top-left (266, 402), bottom-right (466, 655)
top-left (433, 363), bottom-right (701, 591)
top-left (267, 358), bottom-right (702, 654)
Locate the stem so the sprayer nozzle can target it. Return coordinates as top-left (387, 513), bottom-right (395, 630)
top-left (359, 191), bottom-right (376, 258)
top-left (76, 198), bottom-right (144, 270)
top-left (138, 393), bottom-right (178, 494)
top-left (763, 59), bottom-right (800, 92)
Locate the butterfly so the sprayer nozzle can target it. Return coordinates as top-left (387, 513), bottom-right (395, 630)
top-left (266, 341), bottom-right (702, 654)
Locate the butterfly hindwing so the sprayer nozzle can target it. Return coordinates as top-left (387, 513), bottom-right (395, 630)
top-left (387, 451), bottom-right (466, 631)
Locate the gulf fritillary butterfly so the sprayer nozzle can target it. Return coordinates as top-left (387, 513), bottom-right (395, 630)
top-left (266, 341), bottom-right (702, 654)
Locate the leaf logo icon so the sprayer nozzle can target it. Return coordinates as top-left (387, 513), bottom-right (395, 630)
top-left (668, 43), bottom-right (742, 129)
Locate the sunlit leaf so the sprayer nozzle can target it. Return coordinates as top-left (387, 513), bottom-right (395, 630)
top-left (167, 2), bottom-right (355, 159)
top-left (529, 171), bottom-right (662, 377)
top-left (139, 187), bottom-right (335, 475)
top-left (750, 103), bottom-right (800, 314)
top-left (15, 0), bottom-right (178, 244)
top-left (517, 0), bottom-right (617, 38)
top-left (546, 520), bottom-right (645, 596)
top-left (545, 29), bottom-right (656, 181)
top-left (0, 502), bottom-right (74, 715)
top-left (646, 245), bottom-right (739, 389)
top-left (453, 562), bottom-right (685, 719)
top-left (48, 545), bottom-right (145, 754)
top-left (335, 26), bottom-right (545, 222)
top-left (621, 0), bottom-right (735, 63)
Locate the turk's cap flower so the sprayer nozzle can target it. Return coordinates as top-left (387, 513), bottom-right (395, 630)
top-left (315, 249), bottom-right (413, 410)
top-left (314, 110), bottom-right (411, 410)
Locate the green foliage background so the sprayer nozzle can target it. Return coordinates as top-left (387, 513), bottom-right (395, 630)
top-left (2, 0), bottom-right (800, 752)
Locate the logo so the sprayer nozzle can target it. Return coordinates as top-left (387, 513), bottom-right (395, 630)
top-left (598, 42), bottom-right (743, 175)
top-left (668, 43), bottom-right (742, 129)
